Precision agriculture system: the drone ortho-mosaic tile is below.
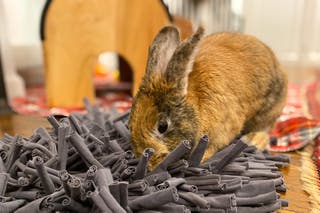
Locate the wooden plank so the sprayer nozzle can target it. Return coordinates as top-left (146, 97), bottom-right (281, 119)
top-left (279, 152), bottom-right (312, 212)
top-left (0, 115), bottom-right (50, 137)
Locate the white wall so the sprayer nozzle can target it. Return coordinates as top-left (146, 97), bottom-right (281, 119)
top-left (243, 0), bottom-right (320, 67)
top-left (1, 0), bottom-right (44, 69)
top-left (2, 0), bottom-right (320, 87)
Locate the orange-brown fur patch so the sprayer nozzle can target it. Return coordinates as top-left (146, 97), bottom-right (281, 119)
top-left (187, 32), bottom-right (287, 160)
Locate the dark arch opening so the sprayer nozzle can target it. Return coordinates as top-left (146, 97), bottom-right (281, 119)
top-left (94, 52), bottom-right (133, 97)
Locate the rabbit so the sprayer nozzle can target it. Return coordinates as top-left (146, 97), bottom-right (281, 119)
top-left (129, 26), bottom-right (288, 170)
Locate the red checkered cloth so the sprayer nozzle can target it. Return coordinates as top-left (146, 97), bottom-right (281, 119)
top-left (267, 84), bottom-right (320, 152)
top-left (270, 116), bottom-right (320, 152)
top-left (269, 82), bottom-right (320, 170)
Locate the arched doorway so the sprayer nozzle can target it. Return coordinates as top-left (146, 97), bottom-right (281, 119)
top-left (93, 52), bottom-right (133, 97)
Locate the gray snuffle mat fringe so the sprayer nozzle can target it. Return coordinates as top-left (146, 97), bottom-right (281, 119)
top-left (0, 99), bottom-right (289, 212)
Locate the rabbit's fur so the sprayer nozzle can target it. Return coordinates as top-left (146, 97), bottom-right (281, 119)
top-left (129, 26), bottom-right (287, 169)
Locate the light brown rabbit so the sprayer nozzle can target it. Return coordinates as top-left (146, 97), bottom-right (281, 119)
top-left (129, 26), bottom-right (287, 169)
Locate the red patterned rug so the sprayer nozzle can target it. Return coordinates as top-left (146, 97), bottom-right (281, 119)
top-left (10, 86), bottom-right (132, 116)
top-left (10, 84), bottom-right (320, 171)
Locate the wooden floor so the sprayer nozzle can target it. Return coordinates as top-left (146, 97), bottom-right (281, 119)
top-left (0, 114), bottom-right (313, 212)
top-left (278, 153), bottom-right (312, 212)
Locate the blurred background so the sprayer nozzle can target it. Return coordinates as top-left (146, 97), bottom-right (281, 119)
top-left (1, 0), bottom-right (320, 115)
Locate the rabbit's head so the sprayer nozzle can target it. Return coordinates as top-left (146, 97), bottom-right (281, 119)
top-left (129, 26), bottom-right (204, 169)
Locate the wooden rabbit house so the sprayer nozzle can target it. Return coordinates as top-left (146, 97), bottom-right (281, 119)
top-left (41, 0), bottom-right (175, 107)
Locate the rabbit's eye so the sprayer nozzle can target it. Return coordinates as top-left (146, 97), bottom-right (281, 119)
top-left (157, 121), bottom-right (168, 134)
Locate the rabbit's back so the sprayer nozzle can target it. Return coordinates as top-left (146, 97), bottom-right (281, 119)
top-left (187, 32), bottom-right (287, 152)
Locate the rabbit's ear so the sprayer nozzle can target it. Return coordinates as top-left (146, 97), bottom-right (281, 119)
top-left (146, 26), bottom-right (180, 74)
top-left (165, 27), bottom-right (205, 94)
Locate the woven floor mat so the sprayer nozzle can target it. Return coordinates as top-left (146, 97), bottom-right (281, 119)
top-left (300, 145), bottom-right (320, 212)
